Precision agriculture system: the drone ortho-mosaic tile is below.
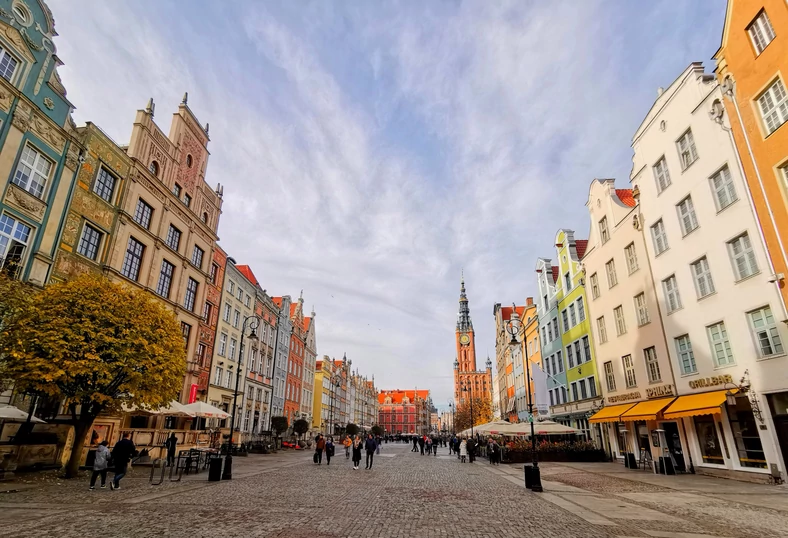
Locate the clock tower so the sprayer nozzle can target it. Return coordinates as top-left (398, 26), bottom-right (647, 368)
top-left (453, 274), bottom-right (493, 405)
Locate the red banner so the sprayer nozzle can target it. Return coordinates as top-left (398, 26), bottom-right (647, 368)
top-left (189, 384), bottom-right (198, 403)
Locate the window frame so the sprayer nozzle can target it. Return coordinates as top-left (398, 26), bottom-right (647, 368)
top-left (599, 216), bottom-right (610, 244)
top-left (614, 305), bottom-right (627, 336)
top-left (0, 43), bottom-right (19, 82)
top-left (651, 219), bottom-right (669, 255)
top-left (691, 256), bottom-right (716, 299)
top-left (653, 156), bottom-right (671, 193)
top-left (675, 334), bottom-right (697, 375)
top-left (120, 236), bottom-right (145, 281)
top-left (622, 354), bottom-right (636, 388)
top-left (757, 78), bottom-right (788, 136)
top-left (596, 316), bottom-right (608, 344)
top-left (747, 9), bottom-right (776, 55)
top-left (191, 245), bottom-right (204, 270)
top-left (165, 224), bottom-right (182, 252)
top-left (710, 165), bottom-right (738, 212)
top-left (663, 274), bottom-right (682, 313)
top-left (676, 195), bottom-right (699, 236)
top-left (728, 232), bottom-right (759, 281)
top-left (76, 222), bottom-right (103, 261)
top-left (748, 306), bottom-right (784, 359)
top-left (12, 143), bottom-right (53, 199)
top-left (589, 272), bottom-right (600, 299)
top-left (676, 128), bottom-right (699, 170)
top-left (92, 166), bottom-right (118, 204)
top-left (133, 198), bottom-right (153, 230)
top-left (634, 292), bottom-right (650, 326)
top-left (625, 243), bottom-right (638, 274)
top-left (644, 346), bottom-right (661, 383)
top-left (605, 258), bottom-right (618, 288)
top-left (604, 361), bottom-right (616, 392)
top-left (156, 259), bottom-right (175, 299)
top-left (707, 321), bottom-right (735, 367)
top-left (184, 277), bottom-right (199, 312)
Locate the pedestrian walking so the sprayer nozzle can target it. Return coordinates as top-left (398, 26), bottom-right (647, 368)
top-left (418, 436), bottom-right (425, 455)
top-left (490, 440), bottom-right (501, 465)
top-left (343, 435), bottom-right (352, 459)
top-left (376, 435), bottom-right (381, 455)
top-left (412, 436), bottom-right (418, 452)
top-left (326, 437), bottom-right (335, 465)
top-left (364, 434), bottom-right (377, 470)
top-left (314, 434), bottom-right (325, 464)
top-left (351, 436), bottom-right (362, 470)
top-left (459, 438), bottom-right (467, 463)
top-left (432, 439), bottom-right (438, 456)
top-left (165, 433), bottom-right (178, 467)
top-left (89, 440), bottom-right (110, 490)
top-left (110, 433), bottom-right (137, 490)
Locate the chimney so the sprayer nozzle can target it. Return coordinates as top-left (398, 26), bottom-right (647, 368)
top-left (526, 297), bottom-right (534, 306)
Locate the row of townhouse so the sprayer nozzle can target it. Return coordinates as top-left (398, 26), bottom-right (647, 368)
top-left (0, 0), bottom-right (323, 453)
top-left (377, 389), bottom-right (433, 436)
top-left (494, 0), bottom-right (788, 484)
top-left (311, 354), bottom-right (378, 436)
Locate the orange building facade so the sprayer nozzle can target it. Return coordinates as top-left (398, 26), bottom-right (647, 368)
top-left (715, 0), bottom-right (788, 307)
top-left (453, 276), bottom-right (493, 406)
top-left (378, 389), bottom-right (431, 435)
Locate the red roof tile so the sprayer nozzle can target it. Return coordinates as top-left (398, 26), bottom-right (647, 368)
top-left (500, 305), bottom-right (525, 322)
top-left (272, 297), bottom-right (282, 308)
top-left (304, 316), bottom-right (311, 331)
top-left (575, 240), bottom-right (589, 260)
top-left (378, 389), bottom-right (430, 404)
top-left (616, 189), bottom-right (636, 207)
top-left (235, 265), bottom-right (259, 286)
top-left (551, 266), bottom-right (559, 284)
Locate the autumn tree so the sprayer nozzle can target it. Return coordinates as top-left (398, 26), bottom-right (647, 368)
top-left (0, 275), bottom-right (35, 396)
top-left (0, 274), bottom-right (186, 478)
top-left (454, 396), bottom-right (494, 433)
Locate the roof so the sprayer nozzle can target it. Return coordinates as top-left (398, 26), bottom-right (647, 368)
top-left (378, 389), bottom-right (430, 404)
top-left (500, 305), bottom-right (525, 322)
top-left (235, 265), bottom-right (259, 286)
top-left (272, 297), bottom-right (282, 307)
top-left (575, 240), bottom-right (589, 260)
top-left (304, 316), bottom-right (311, 331)
top-left (551, 266), bottom-right (559, 284)
top-left (615, 189), bottom-right (636, 208)
top-left (290, 304), bottom-right (297, 317)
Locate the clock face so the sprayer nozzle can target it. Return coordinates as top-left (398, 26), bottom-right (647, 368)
top-left (460, 334), bottom-right (470, 345)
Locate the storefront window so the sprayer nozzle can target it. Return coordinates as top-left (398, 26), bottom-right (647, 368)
top-left (616, 423), bottom-right (627, 456)
top-left (694, 415), bottom-right (724, 464)
top-left (727, 396), bottom-right (766, 469)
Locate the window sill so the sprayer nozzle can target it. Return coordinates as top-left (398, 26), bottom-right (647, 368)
top-left (715, 198), bottom-right (739, 215)
top-left (733, 271), bottom-right (761, 284)
top-left (764, 118), bottom-right (786, 140)
top-left (648, 379), bottom-right (663, 385)
top-left (666, 307), bottom-right (683, 316)
top-left (608, 283), bottom-right (618, 290)
top-left (628, 267), bottom-right (640, 276)
top-left (637, 320), bottom-right (652, 328)
top-left (681, 226), bottom-right (700, 239)
top-left (680, 159), bottom-right (699, 174)
top-left (680, 371), bottom-right (699, 378)
top-left (713, 363), bottom-right (736, 370)
top-left (654, 247), bottom-right (670, 258)
top-left (697, 291), bottom-right (717, 302)
top-left (757, 352), bottom-right (787, 361)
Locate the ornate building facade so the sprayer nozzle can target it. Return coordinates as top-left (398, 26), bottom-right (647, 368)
top-left (453, 275), bottom-right (493, 407)
top-left (378, 389), bottom-right (431, 435)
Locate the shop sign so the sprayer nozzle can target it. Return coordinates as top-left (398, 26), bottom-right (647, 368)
top-left (688, 374), bottom-right (732, 390)
top-left (646, 384), bottom-right (674, 399)
top-left (608, 391), bottom-right (641, 403)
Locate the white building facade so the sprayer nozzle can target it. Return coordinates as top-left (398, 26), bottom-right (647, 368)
top-left (632, 62), bottom-right (788, 481)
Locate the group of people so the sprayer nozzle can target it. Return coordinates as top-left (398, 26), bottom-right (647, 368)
top-left (446, 435), bottom-right (503, 465)
top-left (313, 433), bottom-right (379, 470)
top-left (410, 434), bottom-right (442, 456)
top-left (88, 432), bottom-right (139, 490)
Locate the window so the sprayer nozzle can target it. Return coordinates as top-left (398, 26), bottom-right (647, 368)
top-left (663, 275), bottom-right (682, 313)
top-left (210, 263), bottom-right (219, 284)
top-left (651, 220), bottom-right (668, 255)
top-left (622, 355), bottom-right (636, 388)
top-left (184, 193), bottom-right (191, 208)
top-left (223, 303), bottom-right (231, 322)
top-left (226, 371), bottom-right (232, 389)
top-left (566, 344), bottom-right (575, 368)
top-left (165, 225), bottom-right (181, 251)
top-left (542, 326), bottom-right (547, 343)
top-left (758, 79), bottom-right (788, 135)
top-left (599, 216), bottom-right (610, 244)
top-left (569, 304), bottom-right (577, 326)
top-left (604, 361), bottom-right (616, 392)
top-left (218, 333), bottom-right (227, 356)
top-left (156, 259), bottom-right (175, 298)
top-left (571, 382), bottom-right (578, 402)
top-left (203, 302), bottom-right (213, 323)
top-left (237, 287), bottom-right (243, 301)
top-left (579, 378), bottom-right (588, 400)
top-left (215, 367), bottom-right (223, 386)
top-left (726, 395), bottom-right (767, 469)
top-left (748, 306), bottom-right (784, 358)
top-left (596, 316), bottom-right (608, 344)
top-left (710, 166), bottom-right (737, 211)
top-left (694, 415), bottom-right (724, 464)
top-left (134, 198), bottom-right (153, 229)
top-left (552, 319), bottom-right (558, 339)
top-left (590, 273), bottom-right (600, 299)
top-left (677, 129), bottom-right (698, 170)
top-left (577, 298), bottom-right (585, 322)
top-left (181, 322), bottom-right (191, 348)
top-left (173, 183), bottom-right (182, 197)
top-left (0, 214), bottom-right (31, 277)
top-left (556, 350), bottom-right (563, 372)
top-left (561, 386), bottom-right (567, 403)
top-left (91, 167), bottom-right (118, 204)
top-left (653, 156), bottom-right (671, 193)
top-left (574, 341), bottom-right (583, 364)
top-left (564, 272), bottom-right (571, 291)
top-left (184, 278), bottom-right (198, 312)
top-left (748, 10), bottom-right (776, 54)
top-left (614, 305), bottom-right (627, 336)
top-left (644, 347), bottom-right (661, 383)
top-left (191, 245), bottom-right (204, 269)
top-left (0, 45), bottom-right (18, 81)
top-left (233, 309), bottom-right (241, 329)
top-left (229, 338), bottom-right (237, 360)
top-left (625, 243), bottom-right (638, 274)
top-left (561, 310), bottom-right (569, 333)
top-left (728, 233), bottom-right (758, 280)
top-left (582, 336), bottom-right (591, 363)
top-left (228, 281), bottom-right (235, 294)
top-left (13, 145), bottom-right (52, 198)
top-left (120, 237), bottom-right (145, 281)
top-left (675, 335), bottom-right (697, 375)
top-left (588, 376), bottom-right (596, 397)
top-left (605, 259), bottom-right (617, 288)
top-left (74, 223), bottom-right (102, 261)
top-left (677, 196), bottom-right (699, 236)
top-left (691, 257), bottom-right (715, 298)
top-left (634, 293), bottom-right (649, 326)
top-left (245, 294), bottom-right (251, 308)
top-left (149, 161), bottom-right (159, 176)
top-left (708, 321), bottom-right (734, 367)
top-left (546, 323), bottom-right (552, 342)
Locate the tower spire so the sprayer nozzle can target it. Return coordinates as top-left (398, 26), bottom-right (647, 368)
top-left (456, 272), bottom-right (472, 331)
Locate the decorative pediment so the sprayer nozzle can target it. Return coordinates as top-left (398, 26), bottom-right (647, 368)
top-left (0, 20), bottom-right (36, 63)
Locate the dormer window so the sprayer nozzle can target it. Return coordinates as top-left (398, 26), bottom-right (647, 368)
top-left (0, 45), bottom-right (18, 82)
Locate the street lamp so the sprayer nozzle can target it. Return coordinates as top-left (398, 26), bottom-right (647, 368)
top-left (362, 401), bottom-right (367, 435)
top-left (328, 375), bottom-right (340, 436)
top-left (462, 381), bottom-right (474, 438)
top-left (222, 314), bottom-right (261, 480)
top-left (448, 400), bottom-right (454, 435)
top-left (504, 304), bottom-right (542, 492)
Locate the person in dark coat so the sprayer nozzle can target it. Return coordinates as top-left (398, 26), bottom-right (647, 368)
top-left (325, 437), bottom-right (335, 465)
top-left (467, 437), bottom-right (476, 463)
top-left (412, 436), bottom-right (418, 452)
top-left (364, 434), bottom-right (377, 470)
top-left (351, 436), bottom-right (363, 470)
top-left (314, 434), bottom-right (325, 464)
top-left (165, 433), bottom-right (178, 467)
top-left (110, 433), bottom-right (137, 490)
top-left (418, 436), bottom-right (425, 455)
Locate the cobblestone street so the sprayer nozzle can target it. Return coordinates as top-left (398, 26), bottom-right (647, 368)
top-left (2, 442), bottom-right (788, 537)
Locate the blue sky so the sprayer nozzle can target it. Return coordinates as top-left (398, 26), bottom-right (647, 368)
top-left (50, 0), bottom-right (726, 408)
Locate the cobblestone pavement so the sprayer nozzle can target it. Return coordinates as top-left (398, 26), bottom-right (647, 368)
top-left (1, 443), bottom-right (788, 537)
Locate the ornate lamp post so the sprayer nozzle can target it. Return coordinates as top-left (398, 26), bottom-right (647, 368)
top-left (462, 381), bottom-right (474, 437)
top-left (328, 375), bottom-right (340, 436)
top-left (448, 400), bottom-right (454, 436)
top-left (504, 305), bottom-right (542, 492)
top-left (222, 314), bottom-right (261, 480)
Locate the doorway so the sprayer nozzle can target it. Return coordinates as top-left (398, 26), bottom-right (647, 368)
top-left (767, 392), bottom-right (788, 473)
top-left (662, 421), bottom-right (685, 472)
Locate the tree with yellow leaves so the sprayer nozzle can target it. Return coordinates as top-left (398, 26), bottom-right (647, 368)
top-left (0, 274), bottom-right (186, 478)
top-left (454, 396), bottom-right (494, 433)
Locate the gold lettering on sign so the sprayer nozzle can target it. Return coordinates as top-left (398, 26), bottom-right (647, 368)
top-left (646, 384), bottom-right (675, 399)
top-left (608, 391), bottom-right (641, 403)
top-left (688, 375), bottom-right (733, 390)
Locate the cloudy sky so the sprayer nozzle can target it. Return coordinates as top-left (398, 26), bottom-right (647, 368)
top-left (50, 0), bottom-right (725, 408)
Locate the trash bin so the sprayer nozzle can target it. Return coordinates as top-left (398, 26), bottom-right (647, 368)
top-left (523, 463), bottom-right (534, 489)
top-left (208, 456), bottom-right (223, 482)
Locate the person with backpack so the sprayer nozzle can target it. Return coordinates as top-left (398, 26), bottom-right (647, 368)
top-left (325, 437), bottom-right (335, 465)
top-left (364, 434), bottom-right (377, 470)
top-left (110, 433), bottom-right (137, 490)
top-left (314, 434), bottom-right (325, 464)
top-left (351, 436), bottom-right (362, 470)
top-left (89, 440), bottom-right (110, 490)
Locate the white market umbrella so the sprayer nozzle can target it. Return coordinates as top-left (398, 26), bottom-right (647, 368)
top-left (121, 401), bottom-right (196, 417)
top-left (182, 401), bottom-right (231, 419)
top-left (0, 404), bottom-right (46, 423)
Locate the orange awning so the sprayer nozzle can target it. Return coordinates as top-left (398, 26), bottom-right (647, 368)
top-left (662, 389), bottom-right (737, 420)
top-left (589, 403), bottom-right (636, 424)
top-left (620, 397), bottom-right (676, 422)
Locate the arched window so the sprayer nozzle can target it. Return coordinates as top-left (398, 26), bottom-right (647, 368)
top-left (186, 154), bottom-right (193, 168)
top-left (148, 160), bottom-right (159, 177)
top-left (202, 212), bottom-right (209, 224)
